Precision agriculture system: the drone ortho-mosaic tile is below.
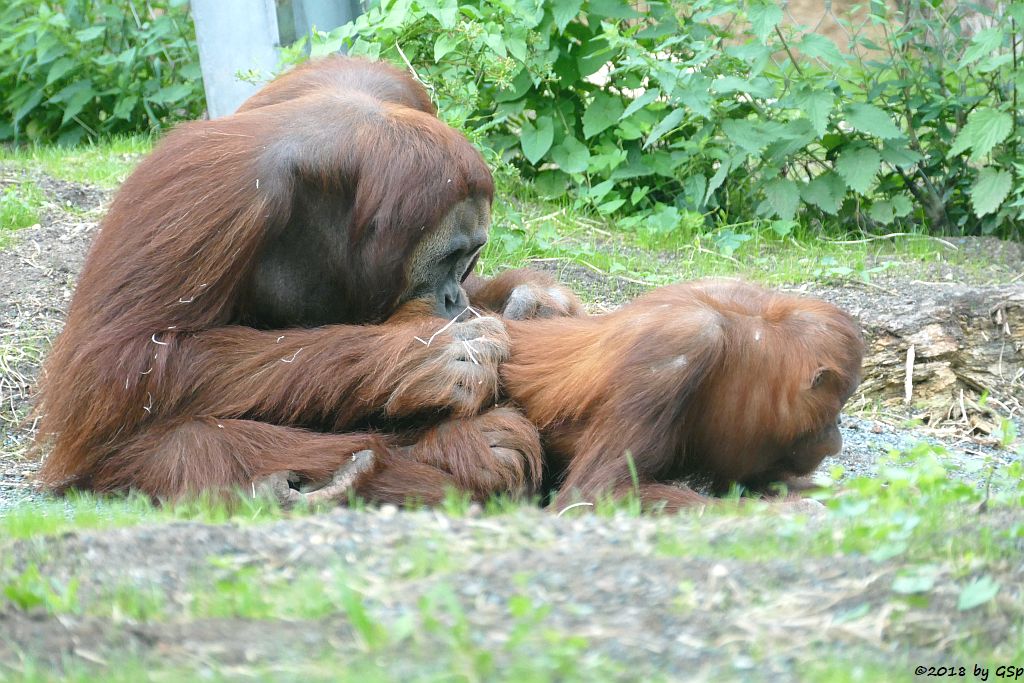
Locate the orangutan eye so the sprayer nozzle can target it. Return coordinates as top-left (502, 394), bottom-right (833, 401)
top-left (811, 367), bottom-right (831, 389)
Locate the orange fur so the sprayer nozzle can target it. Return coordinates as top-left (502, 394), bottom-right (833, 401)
top-left (34, 57), bottom-right (543, 504)
top-left (465, 268), bottom-right (585, 319)
top-left (502, 279), bottom-right (865, 511)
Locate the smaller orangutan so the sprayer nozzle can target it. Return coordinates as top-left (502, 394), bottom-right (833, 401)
top-left (500, 279), bottom-right (864, 511)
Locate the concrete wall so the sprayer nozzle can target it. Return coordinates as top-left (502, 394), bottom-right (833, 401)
top-left (192, 0), bottom-right (362, 119)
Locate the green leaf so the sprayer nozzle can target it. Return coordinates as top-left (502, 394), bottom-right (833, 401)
top-left (880, 141), bottom-right (923, 167)
top-left (513, 0), bottom-right (546, 28)
top-left (796, 33), bottom-right (845, 67)
top-left (770, 219), bottom-right (795, 238)
top-left (644, 108), bottom-right (685, 149)
top-left (425, 0), bottom-right (459, 28)
top-left (483, 30), bottom-right (506, 57)
top-left (46, 57), bottom-right (75, 86)
top-left (835, 146), bottom-right (881, 194)
top-left (970, 167), bottom-right (1012, 217)
top-left (800, 172), bottom-right (846, 214)
top-left (620, 88), bottom-right (660, 120)
top-left (681, 175), bottom-right (705, 209)
top-left (112, 95), bottom-right (138, 121)
top-left (677, 86), bottom-right (712, 119)
top-left (748, 2), bottom-right (783, 42)
top-left (150, 83), bottom-right (192, 105)
top-left (705, 154), bottom-right (742, 202)
top-left (630, 185), bottom-right (651, 205)
top-left (725, 43), bottom-right (771, 71)
top-left (763, 119), bottom-right (816, 162)
top-left (588, 179), bottom-right (615, 202)
top-left (868, 200), bottom-right (894, 224)
top-left (721, 118), bottom-right (764, 154)
top-left (587, 0), bottom-right (641, 20)
top-left (596, 198), bottom-right (626, 214)
top-left (960, 28), bottom-right (1004, 68)
top-left (576, 37), bottom-right (610, 78)
top-left (763, 177), bottom-right (800, 220)
top-left (582, 94), bottom-right (624, 139)
top-left (798, 90), bottom-right (833, 137)
top-left (534, 170), bottom-right (569, 198)
top-left (74, 26), bottom-right (105, 42)
top-left (117, 47), bottom-right (138, 65)
top-left (552, 0), bottom-right (584, 33)
top-left (379, 0), bottom-right (411, 29)
top-left (977, 52), bottom-right (1013, 74)
top-left (61, 87), bottom-right (94, 126)
top-left (505, 33), bottom-right (527, 62)
top-left (891, 193), bottom-right (914, 218)
top-left (550, 135), bottom-right (591, 174)
top-left (494, 68), bottom-right (532, 103)
top-left (433, 34), bottom-right (461, 62)
top-left (13, 91), bottom-right (44, 124)
top-left (520, 116), bottom-right (554, 164)
top-left (714, 229), bottom-right (751, 257)
top-left (647, 204), bottom-right (680, 233)
top-left (554, 56), bottom-right (581, 84)
top-left (35, 34), bottom-right (67, 66)
top-left (892, 566), bottom-right (938, 594)
top-left (949, 108), bottom-right (1012, 161)
top-left (845, 103), bottom-right (902, 140)
top-left (957, 576), bottom-right (1000, 611)
top-left (710, 76), bottom-right (772, 98)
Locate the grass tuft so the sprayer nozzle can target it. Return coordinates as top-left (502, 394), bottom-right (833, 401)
top-left (1, 135), bottom-right (151, 188)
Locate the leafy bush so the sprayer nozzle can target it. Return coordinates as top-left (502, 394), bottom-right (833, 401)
top-left (300, 0), bottom-right (1022, 238)
top-left (0, 0), bottom-right (203, 145)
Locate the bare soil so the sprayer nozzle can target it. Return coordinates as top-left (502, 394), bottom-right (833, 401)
top-left (1, 168), bottom-right (1022, 678)
top-left (3, 508), bottom-right (1022, 679)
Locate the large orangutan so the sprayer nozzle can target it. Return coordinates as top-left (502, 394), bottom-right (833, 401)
top-left (501, 279), bottom-right (865, 511)
top-left (35, 56), bottom-right (582, 505)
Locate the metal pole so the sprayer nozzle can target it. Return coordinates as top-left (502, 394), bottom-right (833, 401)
top-left (191, 0), bottom-right (282, 118)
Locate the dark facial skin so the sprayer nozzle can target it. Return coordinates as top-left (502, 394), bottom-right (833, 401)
top-left (404, 197), bottom-right (489, 319)
top-left (238, 196), bottom-right (489, 328)
top-left (728, 367), bottom-right (853, 494)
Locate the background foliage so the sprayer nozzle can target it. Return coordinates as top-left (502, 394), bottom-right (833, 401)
top-left (297, 0), bottom-right (1023, 239)
top-left (0, 0), bottom-right (203, 146)
top-left (2, 0), bottom-right (1021, 239)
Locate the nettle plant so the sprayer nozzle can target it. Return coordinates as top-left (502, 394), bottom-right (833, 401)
top-left (303, 0), bottom-right (1021, 238)
top-left (0, 0), bottom-right (203, 145)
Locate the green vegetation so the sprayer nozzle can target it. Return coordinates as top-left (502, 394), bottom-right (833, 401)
top-left (653, 443), bottom-right (1024, 562)
top-left (0, 489), bottom-right (301, 540)
top-left (1, 442), bottom-right (1021, 680)
top-left (0, 1), bottom-right (202, 145)
top-left (1, 3), bottom-right (1022, 679)
top-left (0, 180), bottom-right (46, 233)
top-left (4, 0), bottom-right (1022, 239)
top-left (483, 193), bottom-right (991, 288)
top-left (2, 564), bottom-right (80, 614)
top-left (6, 580), bottom-right (620, 682)
top-left (0, 134), bottom-right (151, 188)
top-left (302, 0), bottom-right (1023, 239)
top-left (1, 133), bottom-right (983, 291)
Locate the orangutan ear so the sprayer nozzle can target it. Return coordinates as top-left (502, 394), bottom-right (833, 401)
top-left (810, 367), bottom-right (836, 390)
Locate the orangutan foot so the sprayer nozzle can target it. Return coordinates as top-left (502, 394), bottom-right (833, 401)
top-left (254, 449), bottom-right (377, 508)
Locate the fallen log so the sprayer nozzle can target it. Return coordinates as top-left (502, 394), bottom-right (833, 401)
top-left (813, 282), bottom-right (1023, 434)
